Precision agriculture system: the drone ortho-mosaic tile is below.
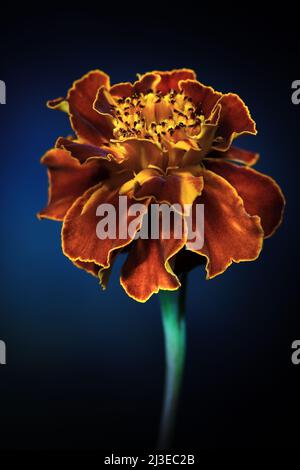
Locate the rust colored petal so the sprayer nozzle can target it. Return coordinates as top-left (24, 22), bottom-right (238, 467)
top-left (152, 69), bottom-right (197, 94)
top-left (132, 168), bottom-right (203, 209)
top-left (187, 169), bottom-right (264, 278)
top-left (115, 138), bottom-right (165, 171)
top-left (62, 180), bottom-right (150, 268)
top-left (110, 74), bottom-right (161, 98)
top-left (154, 99), bottom-right (173, 122)
top-left (212, 93), bottom-right (257, 151)
top-left (98, 253), bottom-right (117, 289)
top-left (133, 73), bottom-right (161, 94)
top-left (47, 97), bottom-right (69, 113)
top-left (179, 79), bottom-right (222, 118)
top-left (167, 144), bottom-right (191, 167)
top-left (93, 86), bottom-right (118, 117)
top-left (119, 168), bottom-right (159, 197)
top-left (38, 148), bottom-right (105, 221)
top-left (72, 259), bottom-right (101, 277)
top-left (110, 82), bottom-right (133, 98)
top-left (56, 137), bottom-right (124, 163)
top-left (207, 146), bottom-right (259, 166)
top-left (67, 70), bottom-right (113, 146)
top-left (120, 223), bottom-right (186, 302)
top-left (204, 159), bottom-right (285, 237)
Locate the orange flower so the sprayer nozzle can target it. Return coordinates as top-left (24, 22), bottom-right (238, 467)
top-left (38, 69), bottom-right (285, 302)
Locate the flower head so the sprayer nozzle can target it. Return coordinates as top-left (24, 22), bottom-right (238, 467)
top-left (39, 69), bottom-right (285, 302)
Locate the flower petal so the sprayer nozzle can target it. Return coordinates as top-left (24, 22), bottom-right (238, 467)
top-left (186, 169), bottom-right (264, 278)
top-left (67, 70), bottom-right (113, 146)
top-left (120, 221), bottom-right (186, 302)
top-left (113, 138), bottom-right (164, 171)
top-left (72, 259), bottom-right (101, 277)
top-left (132, 168), bottom-right (203, 209)
top-left (38, 148), bottom-right (105, 221)
top-left (179, 79), bottom-right (222, 118)
top-left (56, 137), bottom-right (124, 163)
top-left (109, 74), bottom-right (162, 99)
top-left (133, 73), bottom-right (161, 94)
top-left (204, 159), bottom-right (285, 237)
top-left (93, 86), bottom-right (118, 117)
top-left (62, 179), bottom-right (150, 268)
top-left (207, 146), bottom-right (259, 166)
top-left (119, 168), bottom-right (159, 197)
top-left (98, 254), bottom-right (116, 289)
top-left (152, 69), bottom-right (197, 94)
top-left (212, 93), bottom-right (257, 151)
top-left (110, 82), bottom-right (133, 98)
top-left (47, 97), bottom-right (69, 113)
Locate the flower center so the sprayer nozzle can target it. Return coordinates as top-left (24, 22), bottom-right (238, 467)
top-left (112, 89), bottom-right (205, 146)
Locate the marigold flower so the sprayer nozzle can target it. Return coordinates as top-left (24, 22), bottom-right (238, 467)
top-left (39, 69), bottom-right (285, 302)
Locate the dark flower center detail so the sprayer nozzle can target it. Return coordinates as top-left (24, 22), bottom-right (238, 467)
top-left (112, 89), bottom-right (205, 146)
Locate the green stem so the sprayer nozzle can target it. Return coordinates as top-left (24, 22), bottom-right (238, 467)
top-left (157, 274), bottom-right (187, 449)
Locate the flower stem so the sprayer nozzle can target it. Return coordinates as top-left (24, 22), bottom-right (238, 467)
top-left (157, 273), bottom-right (187, 449)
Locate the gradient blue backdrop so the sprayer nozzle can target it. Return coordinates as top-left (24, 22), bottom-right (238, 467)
top-left (0, 6), bottom-right (299, 449)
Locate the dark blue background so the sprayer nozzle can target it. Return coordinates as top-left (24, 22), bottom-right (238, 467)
top-left (0, 6), bottom-right (299, 449)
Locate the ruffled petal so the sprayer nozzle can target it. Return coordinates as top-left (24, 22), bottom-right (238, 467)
top-left (114, 137), bottom-right (164, 171)
top-left (166, 144), bottom-right (190, 167)
top-left (98, 254), bottom-right (116, 289)
top-left (179, 79), bottom-right (222, 118)
top-left (204, 159), bottom-right (285, 237)
top-left (120, 222), bottom-right (186, 302)
top-left (73, 250), bottom-right (118, 286)
top-left (38, 148), bottom-right (105, 221)
top-left (119, 168), bottom-right (158, 197)
top-left (67, 71), bottom-right (113, 146)
top-left (110, 82), bottom-right (133, 98)
top-left (72, 259), bottom-right (101, 277)
top-left (186, 169), bottom-right (264, 278)
top-left (111, 70), bottom-right (196, 98)
top-left (56, 137), bottom-right (124, 163)
top-left (47, 97), bottom-right (69, 113)
top-left (109, 74), bottom-right (161, 99)
top-left (93, 86), bottom-right (118, 117)
top-left (109, 74), bottom-right (162, 100)
top-left (131, 168), bottom-right (203, 209)
top-left (207, 146), bottom-right (259, 166)
top-left (62, 179), bottom-right (150, 268)
top-left (133, 73), bottom-right (161, 94)
top-left (152, 69), bottom-right (197, 94)
top-left (212, 93), bottom-right (257, 151)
